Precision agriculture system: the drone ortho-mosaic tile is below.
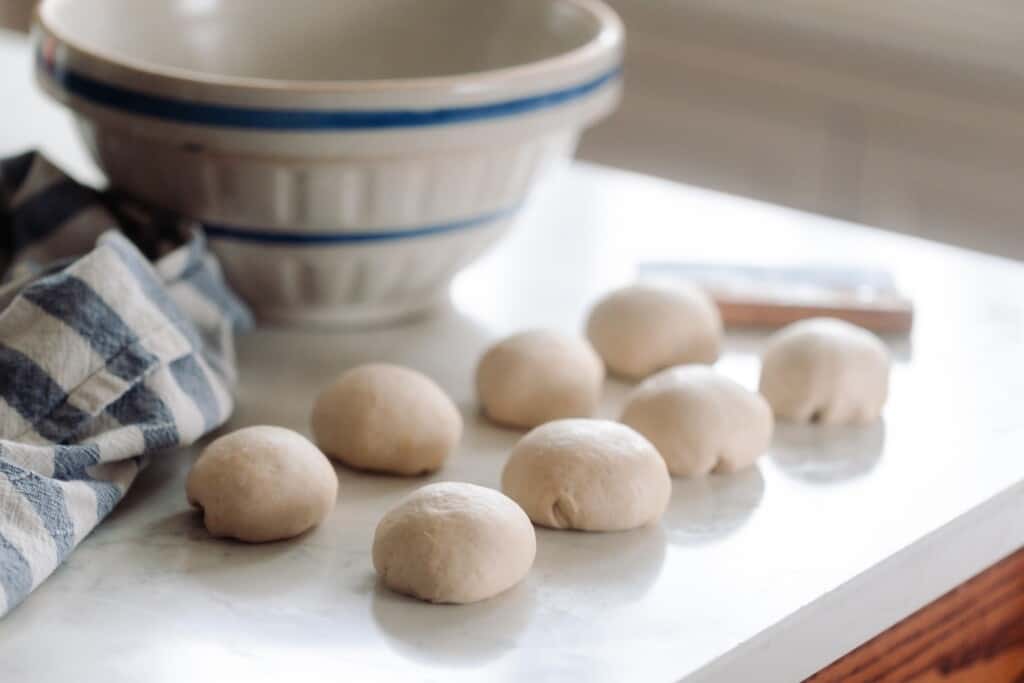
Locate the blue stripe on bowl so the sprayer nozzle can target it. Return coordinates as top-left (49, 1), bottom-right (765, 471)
top-left (38, 51), bottom-right (621, 131)
top-left (202, 205), bottom-right (518, 245)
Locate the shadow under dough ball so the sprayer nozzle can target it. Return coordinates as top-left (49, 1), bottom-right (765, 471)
top-left (501, 419), bottom-right (671, 531)
top-left (620, 365), bottom-right (773, 477)
top-left (185, 425), bottom-right (338, 543)
top-left (475, 329), bottom-right (604, 429)
top-left (312, 363), bottom-right (463, 476)
top-left (585, 283), bottom-right (723, 380)
top-left (759, 317), bottom-right (891, 424)
top-left (372, 482), bottom-right (536, 604)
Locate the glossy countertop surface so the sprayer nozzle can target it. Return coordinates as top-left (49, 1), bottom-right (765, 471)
top-left (2, 29), bottom-right (1024, 682)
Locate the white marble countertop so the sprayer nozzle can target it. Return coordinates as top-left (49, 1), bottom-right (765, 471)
top-left (3, 29), bottom-right (1024, 682)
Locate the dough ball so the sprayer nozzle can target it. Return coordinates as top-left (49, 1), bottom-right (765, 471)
top-left (476, 329), bottom-right (604, 429)
top-left (759, 318), bottom-right (890, 424)
top-left (186, 425), bottom-right (337, 543)
top-left (312, 363), bottom-right (462, 476)
top-left (620, 365), bottom-right (773, 476)
top-left (501, 419), bottom-right (671, 531)
top-left (372, 482), bottom-right (536, 604)
top-left (586, 283), bottom-right (722, 380)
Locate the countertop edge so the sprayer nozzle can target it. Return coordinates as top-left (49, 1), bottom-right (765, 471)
top-left (685, 478), bottom-right (1024, 682)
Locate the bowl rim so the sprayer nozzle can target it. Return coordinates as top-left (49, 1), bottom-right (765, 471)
top-left (35, 0), bottom-right (623, 94)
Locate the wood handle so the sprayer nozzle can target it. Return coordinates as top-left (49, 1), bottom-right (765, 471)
top-left (716, 298), bottom-right (915, 334)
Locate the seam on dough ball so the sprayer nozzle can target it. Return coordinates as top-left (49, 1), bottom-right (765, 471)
top-left (551, 495), bottom-right (577, 529)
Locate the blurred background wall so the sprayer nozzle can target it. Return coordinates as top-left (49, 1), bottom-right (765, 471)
top-left (581, 0), bottom-right (1024, 259)
top-left (0, 0), bottom-right (31, 34)
top-left (3, 0), bottom-right (1022, 259)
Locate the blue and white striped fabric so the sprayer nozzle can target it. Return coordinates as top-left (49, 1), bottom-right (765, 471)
top-left (0, 151), bottom-right (252, 617)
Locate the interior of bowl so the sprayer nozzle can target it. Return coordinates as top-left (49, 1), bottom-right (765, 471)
top-left (40, 0), bottom-right (608, 83)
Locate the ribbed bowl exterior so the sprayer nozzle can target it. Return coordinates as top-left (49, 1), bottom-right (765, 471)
top-left (77, 121), bottom-right (577, 231)
top-left (71, 119), bottom-right (589, 324)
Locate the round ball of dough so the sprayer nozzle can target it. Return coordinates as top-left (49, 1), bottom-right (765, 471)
top-left (476, 329), bottom-right (604, 429)
top-left (372, 482), bottom-right (536, 604)
top-left (312, 364), bottom-right (462, 476)
top-left (620, 365), bottom-right (773, 476)
top-left (759, 318), bottom-right (890, 424)
top-left (586, 283), bottom-right (723, 380)
top-left (501, 419), bottom-right (671, 531)
top-left (186, 426), bottom-right (337, 543)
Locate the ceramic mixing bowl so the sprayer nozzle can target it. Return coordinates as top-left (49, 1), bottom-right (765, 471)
top-left (33, 0), bottom-right (623, 325)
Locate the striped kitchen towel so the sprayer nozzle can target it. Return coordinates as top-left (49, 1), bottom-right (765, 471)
top-left (0, 151), bottom-right (252, 617)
